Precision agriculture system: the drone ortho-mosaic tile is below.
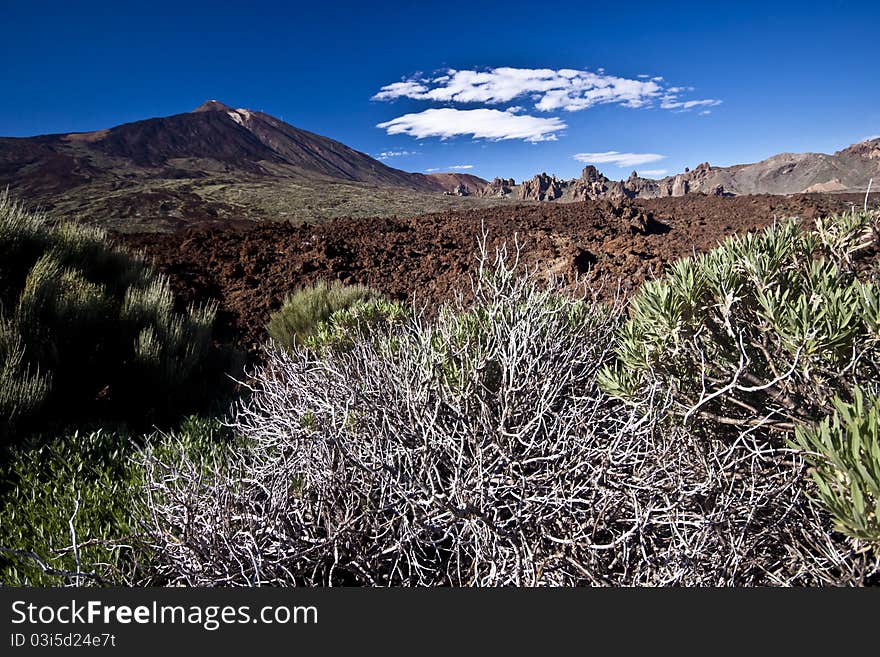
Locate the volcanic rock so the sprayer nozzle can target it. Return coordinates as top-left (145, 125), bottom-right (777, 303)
top-left (118, 193), bottom-right (866, 350)
top-left (519, 173), bottom-right (564, 201)
top-left (671, 174), bottom-right (689, 197)
top-left (480, 177), bottom-right (515, 198)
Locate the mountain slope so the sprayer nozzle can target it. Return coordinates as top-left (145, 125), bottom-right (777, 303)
top-left (420, 172), bottom-right (488, 195)
top-left (0, 101), bottom-right (493, 230)
top-left (665, 140), bottom-right (880, 196)
top-left (210, 102), bottom-right (443, 189)
top-left (0, 100), bottom-right (480, 193)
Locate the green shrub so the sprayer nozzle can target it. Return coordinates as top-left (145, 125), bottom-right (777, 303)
top-left (0, 320), bottom-right (51, 425)
top-left (0, 192), bottom-right (217, 442)
top-left (266, 280), bottom-right (381, 350)
top-left (598, 210), bottom-right (880, 557)
top-left (307, 298), bottom-right (407, 352)
top-left (0, 429), bottom-right (139, 585)
top-left (598, 211), bottom-right (880, 430)
top-left (793, 388), bottom-right (880, 546)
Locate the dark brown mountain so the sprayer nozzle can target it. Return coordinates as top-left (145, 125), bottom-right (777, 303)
top-left (420, 172), bottom-right (488, 195)
top-left (0, 100), bottom-right (488, 194)
top-left (0, 101), bottom-right (492, 230)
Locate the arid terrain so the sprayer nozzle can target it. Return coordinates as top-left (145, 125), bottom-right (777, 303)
top-left (120, 192), bottom-right (876, 350)
top-left (7, 100), bottom-right (876, 350)
top-left (8, 0), bottom-right (880, 599)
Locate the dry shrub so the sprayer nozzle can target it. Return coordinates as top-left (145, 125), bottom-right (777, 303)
top-left (139, 241), bottom-right (876, 586)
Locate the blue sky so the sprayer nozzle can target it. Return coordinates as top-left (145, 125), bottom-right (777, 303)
top-left (2, 0), bottom-right (878, 182)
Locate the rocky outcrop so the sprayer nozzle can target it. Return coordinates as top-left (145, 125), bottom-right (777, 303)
top-left (647, 163), bottom-right (725, 197)
top-left (570, 167), bottom-right (673, 200)
top-left (568, 166), bottom-right (629, 200)
top-left (606, 200), bottom-right (670, 235)
top-left (622, 170), bottom-right (662, 198)
top-left (671, 174), bottom-right (689, 197)
top-left (497, 137), bottom-right (880, 202)
top-left (518, 173), bottom-right (564, 201)
top-left (838, 139), bottom-right (880, 161)
top-left (509, 166), bottom-right (711, 202)
top-left (480, 177), bottom-right (515, 198)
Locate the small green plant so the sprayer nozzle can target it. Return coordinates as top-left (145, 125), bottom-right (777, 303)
top-left (266, 280), bottom-right (382, 350)
top-left (0, 321), bottom-right (51, 426)
top-left (0, 416), bottom-right (234, 586)
top-left (307, 298), bottom-right (407, 352)
top-left (0, 430), bottom-right (139, 585)
top-left (792, 388), bottom-right (880, 546)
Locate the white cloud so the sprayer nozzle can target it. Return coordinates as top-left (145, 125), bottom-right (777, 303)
top-left (377, 108), bottom-right (566, 142)
top-left (865, 135), bottom-right (880, 141)
top-left (573, 151), bottom-right (666, 167)
top-left (373, 80), bottom-right (430, 101)
top-left (425, 164), bottom-right (474, 172)
top-left (660, 96), bottom-right (722, 111)
top-left (638, 169), bottom-right (668, 177)
top-left (375, 150), bottom-right (417, 160)
top-left (374, 67), bottom-right (719, 114)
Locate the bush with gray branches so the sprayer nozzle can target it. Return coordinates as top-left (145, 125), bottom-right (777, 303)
top-left (138, 239), bottom-right (876, 586)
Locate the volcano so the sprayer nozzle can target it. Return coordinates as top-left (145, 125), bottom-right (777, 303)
top-left (0, 101), bottom-right (490, 230)
top-left (0, 100), bottom-right (490, 194)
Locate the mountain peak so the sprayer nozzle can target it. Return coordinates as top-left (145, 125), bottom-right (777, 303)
top-left (192, 100), bottom-right (233, 113)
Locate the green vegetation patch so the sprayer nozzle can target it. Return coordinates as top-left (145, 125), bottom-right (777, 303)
top-left (599, 211), bottom-right (880, 429)
top-left (0, 192), bottom-right (217, 443)
top-left (267, 279), bottom-right (383, 350)
top-left (0, 416), bottom-right (233, 586)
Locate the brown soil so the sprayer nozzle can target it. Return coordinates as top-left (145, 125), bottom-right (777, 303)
top-left (119, 193), bottom-right (874, 351)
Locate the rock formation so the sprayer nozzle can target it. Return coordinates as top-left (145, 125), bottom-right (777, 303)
top-left (492, 137), bottom-right (880, 202)
top-left (518, 173), bottom-right (564, 201)
top-left (479, 177), bottom-right (515, 198)
top-left (671, 174), bottom-right (689, 197)
top-left (569, 166), bottom-right (625, 200)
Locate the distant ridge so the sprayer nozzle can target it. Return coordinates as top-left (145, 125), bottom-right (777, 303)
top-left (509, 138), bottom-right (880, 201)
top-left (2, 100), bottom-right (874, 230)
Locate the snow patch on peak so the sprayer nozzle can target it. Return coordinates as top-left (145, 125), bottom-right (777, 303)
top-left (227, 109), bottom-right (253, 126)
